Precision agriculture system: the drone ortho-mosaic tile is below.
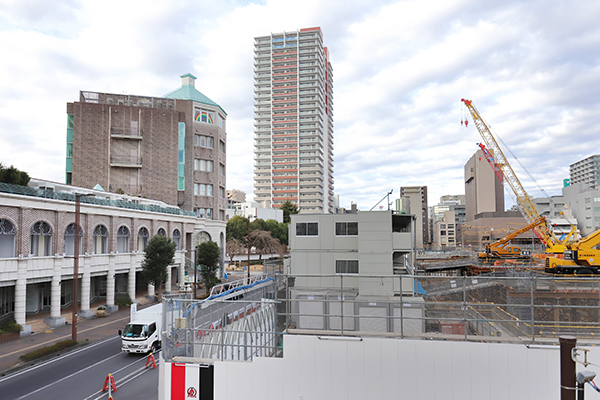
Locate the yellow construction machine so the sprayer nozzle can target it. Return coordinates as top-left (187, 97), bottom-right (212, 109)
top-left (479, 217), bottom-right (546, 261)
top-left (545, 229), bottom-right (600, 275)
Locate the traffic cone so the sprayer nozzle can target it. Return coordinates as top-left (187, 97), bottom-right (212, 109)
top-left (146, 352), bottom-right (157, 369)
top-left (102, 373), bottom-right (117, 392)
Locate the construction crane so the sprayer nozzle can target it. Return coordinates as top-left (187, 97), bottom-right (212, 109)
top-left (478, 217), bottom-right (546, 261)
top-left (461, 98), bottom-right (574, 254)
top-left (545, 227), bottom-right (600, 274)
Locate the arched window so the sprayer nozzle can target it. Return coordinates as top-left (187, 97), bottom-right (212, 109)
top-left (30, 221), bottom-right (52, 256)
top-left (197, 231), bottom-right (211, 245)
top-left (93, 225), bottom-right (108, 254)
top-left (173, 229), bottom-right (181, 250)
top-left (157, 228), bottom-right (166, 236)
top-left (64, 223), bottom-right (83, 256)
top-left (0, 219), bottom-right (16, 258)
top-left (117, 226), bottom-right (130, 253)
top-left (138, 227), bottom-right (149, 251)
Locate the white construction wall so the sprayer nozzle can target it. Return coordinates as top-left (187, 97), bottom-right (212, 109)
top-left (212, 334), bottom-right (568, 400)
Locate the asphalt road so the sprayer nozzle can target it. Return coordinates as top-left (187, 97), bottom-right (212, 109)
top-left (0, 335), bottom-right (159, 400)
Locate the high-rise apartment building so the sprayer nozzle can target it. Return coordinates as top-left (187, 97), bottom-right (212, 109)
top-left (253, 27), bottom-right (334, 213)
top-left (400, 186), bottom-right (429, 246)
top-left (67, 74), bottom-right (228, 221)
top-left (570, 154), bottom-right (600, 189)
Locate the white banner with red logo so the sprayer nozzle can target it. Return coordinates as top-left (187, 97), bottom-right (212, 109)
top-left (171, 363), bottom-right (199, 400)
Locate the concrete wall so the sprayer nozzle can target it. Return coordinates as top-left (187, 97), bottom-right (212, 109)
top-left (210, 334), bottom-right (562, 400)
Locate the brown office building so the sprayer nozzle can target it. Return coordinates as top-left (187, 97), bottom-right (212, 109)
top-left (66, 74), bottom-right (227, 221)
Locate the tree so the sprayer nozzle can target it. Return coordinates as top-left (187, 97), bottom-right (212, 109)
top-left (265, 219), bottom-right (289, 245)
top-left (248, 230), bottom-right (285, 262)
top-left (141, 235), bottom-right (176, 300)
top-left (249, 218), bottom-right (268, 232)
top-left (279, 200), bottom-right (298, 223)
top-left (226, 238), bottom-right (244, 263)
top-left (197, 241), bottom-right (221, 292)
top-left (0, 163), bottom-right (30, 186)
top-left (226, 215), bottom-right (249, 240)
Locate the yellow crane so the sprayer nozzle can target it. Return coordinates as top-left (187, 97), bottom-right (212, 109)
top-left (479, 217), bottom-right (546, 260)
top-left (461, 98), bottom-right (575, 254)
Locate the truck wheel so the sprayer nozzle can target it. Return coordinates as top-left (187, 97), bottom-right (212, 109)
top-left (150, 342), bottom-right (157, 353)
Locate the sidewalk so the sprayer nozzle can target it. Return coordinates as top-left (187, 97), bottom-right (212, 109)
top-left (0, 298), bottom-right (157, 376)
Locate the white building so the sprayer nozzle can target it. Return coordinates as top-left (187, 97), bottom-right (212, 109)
top-left (253, 27), bottom-right (334, 213)
top-left (0, 179), bottom-right (224, 334)
top-left (226, 201), bottom-right (284, 223)
top-left (570, 154), bottom-right (600, 189)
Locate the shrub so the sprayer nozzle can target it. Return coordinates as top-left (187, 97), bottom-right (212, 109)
top-left (115, 294), bottom-right (133, 308)
top-left (20, 339), bottom-right (78, 362)
top-left (0, 320), bottom-right (23, 334)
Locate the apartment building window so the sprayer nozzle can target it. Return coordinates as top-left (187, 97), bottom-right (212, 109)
top-left (194, 183), bottom-right (213, 196)
top-left (335, 260), bottom-right (359, 274)
top-left (219, 140), bottom-right (225, 154)
top-left (585, 197), bottom-right (591, 203)
top-left (219, 163), bottom-right (225, 176)
top-left (194, 135), bottom-right (214, 149)
top-left (335, 222), bottom-right (358, 236)
top-left (219, 187), bottom-right (225, 198)
top-left (194, 159), bottom-right (214, 172)
top-left (194, 208), bottom-right (213, 219)
top-left (195, 108), bottom-right (214, 125)
top-left (296, 222), bottom-right (318, 236)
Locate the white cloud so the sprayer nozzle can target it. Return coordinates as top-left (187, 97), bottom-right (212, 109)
top-left (1, 0), bottom-right (599, 211)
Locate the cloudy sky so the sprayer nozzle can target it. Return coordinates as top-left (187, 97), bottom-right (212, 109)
top-left (1, 0), bottom-right (599, 210)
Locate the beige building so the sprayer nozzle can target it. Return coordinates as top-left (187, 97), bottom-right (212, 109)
top-left (400, 186), bottom-right (429, 246)
top-left (464, 149), bottom-right (504, 222)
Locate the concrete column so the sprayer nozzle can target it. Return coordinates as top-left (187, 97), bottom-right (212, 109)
top-left (148, 283), bottom-right (155, 299)
top-left (179, 251), bottom-right (186, 289)
top-left (15, 257), bottom-right (30, 336)
top-left (128, 268), bottom-right (136, 307)
top-left (79, 256), bottom-right (94, 319)
top-left (45, 259), bottom-right (66, 328)
top-left (106, 255), bottom-right (118, 313)
top-left (166, 264), bottom-right (172, 294)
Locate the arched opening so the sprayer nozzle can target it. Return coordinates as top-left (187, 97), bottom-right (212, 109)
top-left (117, 226), bottom-right (130, 253)
top-left (64, 223), bottom-right (83, 255)
top-left (173, 229), bottom-right (181, 250)
top-left (93, 225), bottom-right (108, 254)
top-left (138, 227), bottom-right (149, 251)
top-left (31, 221), bottom-right (52, 256)
top-left (0, 219), bottom-right (16, 258)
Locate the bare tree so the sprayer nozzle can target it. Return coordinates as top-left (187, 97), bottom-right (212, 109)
top-left (248, 230), bottom-right (285, 262)
top-left (226, 238), bottom-right (244, 264)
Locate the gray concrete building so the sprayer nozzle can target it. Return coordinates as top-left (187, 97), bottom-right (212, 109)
top-left (570, 154), bottom-right (600, 189)
top-left (400, 186), bottom-right (429, 246)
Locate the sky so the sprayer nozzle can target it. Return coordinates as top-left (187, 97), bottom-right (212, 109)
top-left (1, 0), bottom-right (599, 210)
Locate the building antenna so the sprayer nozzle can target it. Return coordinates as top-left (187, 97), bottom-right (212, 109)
top-left (370, 189), bottom-right (394, 211)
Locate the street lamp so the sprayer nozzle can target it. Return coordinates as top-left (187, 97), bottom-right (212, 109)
top-left (72, 193), bottom-right (93, 342)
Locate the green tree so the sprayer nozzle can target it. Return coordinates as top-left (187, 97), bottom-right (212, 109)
top-left (141, 235), bottom-right (176, 300)
top-left (0, 163), bottom-right (30, 186)
top-left (249, 218), bottom-right (268, 232)
top-left (279, 200), bottom-right (298, 223)
top-left (226, 215), bottom-right (249, 240)
top-left (197, 241), bottom-right (221, 292)
top-left (265, 219), bottom-right (288, 245)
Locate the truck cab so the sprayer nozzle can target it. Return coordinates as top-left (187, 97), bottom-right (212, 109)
top-left (121, 321), bottom-right (160, 354)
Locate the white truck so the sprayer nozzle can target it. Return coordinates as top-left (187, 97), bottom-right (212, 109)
top-left (120, 303), bottom-right (162, 354)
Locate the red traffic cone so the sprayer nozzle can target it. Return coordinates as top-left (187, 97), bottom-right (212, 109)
top-left (146, 352), bottom-right (157, 369)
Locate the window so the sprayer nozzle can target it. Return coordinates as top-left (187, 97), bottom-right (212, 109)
top-left (296, 222), bottom-right (318, 236)
top-left (93, 225), bottom-right (108, 254)
top-left (30, 221), bottom-right (52, 256)
top-left (335, 260), bottom-right (359, 274)
top-left (138, 227), bottom-right (149, 251)
top-left (335, 222), bottom-right (358, 236)
top-left (117, 226), bottom-right (130, 253)
top-left (219, 163), bottom-right (225, 176)
top-left (63, 223), bottom-right (82, 255)
top-left (219, 187), bottom-right (225, 198)
top-left (440, 230), bottom-right (447, 236)
top-left (194, 135), bottom-right (214, 149)
top-left (173, 229), bottom-right (181, 250)
top-left (194, 183), bottom-right (213, 196)
top-left (0, 219), bottom-right (16, 258)
top-left (448, 224), bottom-right (455, 228)
top-left (440, 224), bottom-right (446, 229)
top-left (585, 197), bottom-right (591, 203)
top-left (157, 228), bottom-right (166, 236)
top-left (219, 140), bottom-right (225, 153)
top-left (194, 159), bottom-right (214, 172)
top-left (195, 108), bottom-right (215, 125)
top-left (194, 208), bottom-right (213, 219)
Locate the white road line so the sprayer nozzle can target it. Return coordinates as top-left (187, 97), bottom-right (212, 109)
top-left (14, 352), bottom-right (123, 400)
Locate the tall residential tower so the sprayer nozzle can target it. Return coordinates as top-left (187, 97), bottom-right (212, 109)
top-left (253, 27), bottom-right (334, 213)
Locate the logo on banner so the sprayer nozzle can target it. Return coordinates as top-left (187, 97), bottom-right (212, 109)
top-left (187, 387), bottom-right (198, 398)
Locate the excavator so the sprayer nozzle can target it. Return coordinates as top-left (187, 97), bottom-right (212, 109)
top-left (545, 229), bottom-right (600, 275)
top-left (479, 217), bottom-right (546, 261)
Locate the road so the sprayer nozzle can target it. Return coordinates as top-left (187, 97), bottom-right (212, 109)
top-left (0, 335), bottom-right (159, 400)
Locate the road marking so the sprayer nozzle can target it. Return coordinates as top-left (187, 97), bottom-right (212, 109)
top-left (0, 315), bottom-right (130, 360)
top-left (14, 352), bottom-right (124, 400)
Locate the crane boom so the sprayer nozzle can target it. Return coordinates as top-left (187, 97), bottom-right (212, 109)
top-left (461, 98), bottom-right (565, 252)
